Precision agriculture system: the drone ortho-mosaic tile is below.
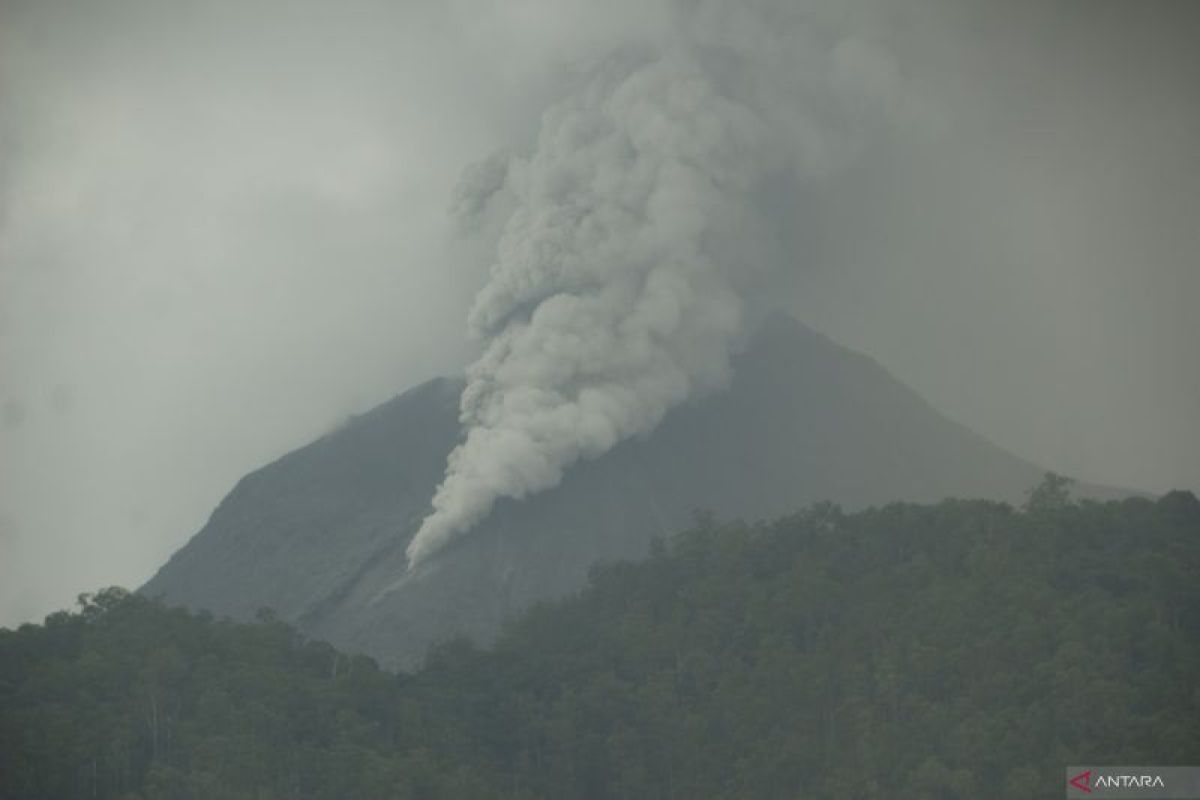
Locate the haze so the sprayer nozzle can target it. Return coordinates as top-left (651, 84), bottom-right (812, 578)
top-left (2, 0), bottom-right (1197, 626)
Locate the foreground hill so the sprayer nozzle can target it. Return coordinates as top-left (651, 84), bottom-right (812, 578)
top-left (142, 315), bottom-right (1126, 667)
top-left (4, 491), bottom-right (1198, 799)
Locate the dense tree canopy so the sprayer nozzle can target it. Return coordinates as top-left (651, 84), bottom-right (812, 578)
top-left (3, 484), bottom-right (1198, 798)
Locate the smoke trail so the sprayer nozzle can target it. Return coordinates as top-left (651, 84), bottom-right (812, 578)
top-left (407, 5), bottom-right (915, 567)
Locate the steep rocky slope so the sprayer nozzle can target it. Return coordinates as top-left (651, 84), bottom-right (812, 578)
top-left (143, 315), bottom-right (1119, 667)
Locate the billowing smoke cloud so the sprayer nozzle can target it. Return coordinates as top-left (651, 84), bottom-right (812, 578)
top-left (407, 3), bottom-right (923, 566)
top-left (2, 0), bottom-right (1195, 624)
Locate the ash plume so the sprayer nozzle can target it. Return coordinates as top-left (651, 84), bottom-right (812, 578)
top-left (407, 3), bottom-right (919, 567)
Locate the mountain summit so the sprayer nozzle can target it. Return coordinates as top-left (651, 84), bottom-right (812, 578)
top-left (143, 315), bottom-right (1106, 667)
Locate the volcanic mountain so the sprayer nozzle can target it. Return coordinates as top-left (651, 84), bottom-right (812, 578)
top-left (142, 315), bottom-right (1117, 667)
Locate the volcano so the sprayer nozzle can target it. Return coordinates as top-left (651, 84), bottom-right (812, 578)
top-left (142, 315), bottom-right (1123, 667)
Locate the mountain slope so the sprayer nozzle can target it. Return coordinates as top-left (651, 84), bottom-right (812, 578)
top-left (142, 315), bottom-right (1116, 667)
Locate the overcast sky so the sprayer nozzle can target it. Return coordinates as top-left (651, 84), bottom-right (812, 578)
top-left (2, 0), bottom-right (1197, 627)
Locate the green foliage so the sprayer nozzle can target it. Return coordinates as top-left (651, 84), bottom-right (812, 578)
top-left (1025, 471), bottom-right (1075, 512)
top-left (2, 492), bottom-right (1198, 798)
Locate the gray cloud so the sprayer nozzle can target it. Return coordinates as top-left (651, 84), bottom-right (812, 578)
top-left (2, 0), bottom-right (1197, 622)
top-left (408, 2), bottom-right (938, 564)
top-left (783, 0), bottom-right (1200, 497)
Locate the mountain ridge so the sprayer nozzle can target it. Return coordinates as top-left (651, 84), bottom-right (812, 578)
top-left (143, 314), bottom-right (1129, 667)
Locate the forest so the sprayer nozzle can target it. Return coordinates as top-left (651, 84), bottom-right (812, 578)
top-left (2, 480), bottom-right (1198, 799)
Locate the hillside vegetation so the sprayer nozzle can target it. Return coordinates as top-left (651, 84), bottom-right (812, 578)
top-left (3, 482), bottom-right (1198, 799)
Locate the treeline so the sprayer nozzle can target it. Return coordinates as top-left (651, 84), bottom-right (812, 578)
top-left (2, 482), bottom-right (1198, 799)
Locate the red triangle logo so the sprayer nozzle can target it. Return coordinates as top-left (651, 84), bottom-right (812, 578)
top-left (1070, 770), bottom-right (1092, 793)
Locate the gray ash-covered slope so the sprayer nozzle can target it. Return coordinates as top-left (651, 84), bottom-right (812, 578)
top-left (143, 315), bottom-right (1109, 667)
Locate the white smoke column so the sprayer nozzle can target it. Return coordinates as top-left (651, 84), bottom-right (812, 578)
top-left (408, 7), bottom-right (918, 567)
